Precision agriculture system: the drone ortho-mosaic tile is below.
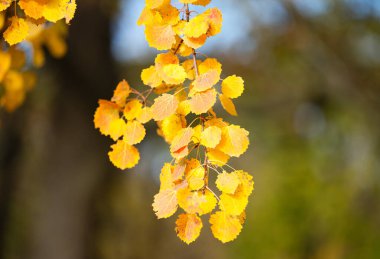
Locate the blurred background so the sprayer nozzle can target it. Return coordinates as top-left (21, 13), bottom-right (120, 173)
top-left (1, 0), bottom-right (380, 258)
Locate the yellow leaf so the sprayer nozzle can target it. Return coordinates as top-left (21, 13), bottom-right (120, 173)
top-left (94, 100), bottom-right (120, 138)
top-left (112, 80), bottom-right (131, 107)
top-left (216, 171), bottom-right (240, 194)
top-left (124, 120), bottom-right (146, 145)
top-left (155, 52), bottom-right (179, 67)
top-left (184, 14), bottom-right (209, 38)
top-left (160, 163), bottom-right (175, 191)
top-left (43, 0), bottom-right (70, 23)
top-left (217, 125), bottom-right (249, 157)
top-left (175, 213), bottom-right (203, 244)
top-left (151, 94), bottom-right (179, 121)
top-left (177, 100), bottom-right (191, 116)
top-left (157, 4), bottom-right (180, 25)
top-left (193, 0), bottom-right (211, 6)
top-left (141, 66), bottom-right (163, 88)
top-left (136, 106), bottom-right (153, 124)
top-left (146, 0), bottom-right (170, 9)
top-left (172, 162), bottom-right (186, 181)
top-left (209, 211), bottom-right (242, 243)
top-left (161, 64), bottom-right (187, 85)
top-left (170, 127), bottom-right (194, 159)
top-left (199, 58), bottom-right (222, 76)
top-left (219, 94), bottom-right (237, 116)
top-left (177, 188), bottom-right (217, 215)
top-left (4, 17), bottom-right (29, 46)
top-left (183, 34), bottom-right (207, 49)
top-left (0, 51), bottom-right (11, 82)
top-left (192, 69), bottom-right (220, 93)
top-left (108, 140), bottom-right (140, 170)
top-left (123, 99), bottom-right (142, 120)
top-left (219, 188), bottom-right (249, 216)
top-left (192, 124), bottom-right (202, 144)
top-left (18, 0), bottom-right (44, 20)
top-left (0, 0), bottom-right (11, 11)
top-left (207, 148), bottom-right (230, 166)
top-left (204, 8), bottom-right (223, 36)
top-left (235, 170), bottom-right (254, 196)
top-left (158, 114), bottom-right (186, 143)
top-left (221, 75), bottom-right (244, 99)
top-left (187, 166), bottom-right (205, 190)
top-left (189, 88), bottom-right (217, 115)
top-left (200, 126), bottom-right (222, 148)
top-left (152, 188), bottom-right (178, 219)
top-left (65, 0), bottom-right (76, 24)
top-left (109, 118), bottom-right (127, 141)
top-left (145, 24), bottom-right (176, 50)
top-left (137, 7), bottom-right (162, 26)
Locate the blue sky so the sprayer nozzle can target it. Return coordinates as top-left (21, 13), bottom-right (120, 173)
top-left (111, 0), bottom-right (379, 62)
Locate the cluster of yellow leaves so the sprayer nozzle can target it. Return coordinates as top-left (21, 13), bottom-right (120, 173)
top-left (2, 0), bottom-right (76, 45)
top-left (0, 1), bottom-right (76, 112)
top-left (94, 0), bottom-right (254, 244)
top-left (138, 0), bottom-right (221, 52)
top-left (94, 80), bottom-right (153, 170)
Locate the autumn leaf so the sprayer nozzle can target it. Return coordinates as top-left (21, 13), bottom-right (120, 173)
top-left (152, 188), bottom-right (178, 219)
top-left (94, 100), bottom-right (120, 138)
top-left (187, 166), bottom-right (205, 190)
top-left (219, 188), bottom-right (249, 216)
top-left (0, 0), bottom-right (11, 12)
top-left (219, 94), bottom-right (237, 116)
top-left (160, 163), bottom-right (175, 191)
top-left (189, 88), bottom-right (217, 115)
top-left (177, 188), bottom-right (217, 215)
top-left (108, 140), bottom-right (140, 170)
top-left (192, 69), bottom-right (220, 93)
top-left (200, 126), bottom-right (222, 148)
top-left (217, 125), bottom-right (249, 157)
top-left (151, 94), bottom-right (179, 121)
top-left (216, 171), bottom-right (240, 194)
top-left (175, 213), bottom-right (203, 244)
top-left (199, 58), bottom-right (222, 76)
top-left (221, 75), bottom-right (244, 99)
top-left (209, 211), bottom-right (242, 243)
top-left (124, 120), bottom-right (146, 145)
top-left (111, 80), bottom-right (131, 107)
top-left (145, 24), bottom-right (176, 50)
top-left (124, 100), bottom-right (143, 120)
top-left (4, 17), bottom-right (29, 46)
top-left (207, 148), bottom-right (230, 166)
top-left (170, 127), bottom-right (194, 158)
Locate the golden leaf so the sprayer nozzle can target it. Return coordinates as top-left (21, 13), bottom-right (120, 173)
top-left (124, 120), bottom-right (146, 145)
top-left (209, 211), bottom-right (242, 243)
top-left (219, 94), bottom-right (237, 116)
top-left (175, 213), bottom-right (203, 244)
top-left (151, 94), bottom-right (179, 121)
top-left (178, 188), bottom-right (217, 215)
top-left (152, 188), bottom-right (178, 219)
top-left (4, 17), bottom-right (29, 46)
top-left (108, 140), bottom-right (140, 170)
top-left (221, 75), bottom-right (244, 99)
top-left (217, 125), bottom-right (249, 157)
top-left (112, 80), bottom-right (131, 107)
top-left (94, 100), bottom-right (120, 138)
top-left (189, 88), bottom-right (217, 115)
top-left (200, 126), bottom-right (222, 148)
top-left (216, 171), bottom-right (240, 194)
top-left (145, 24), bottom-right (176, 50)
